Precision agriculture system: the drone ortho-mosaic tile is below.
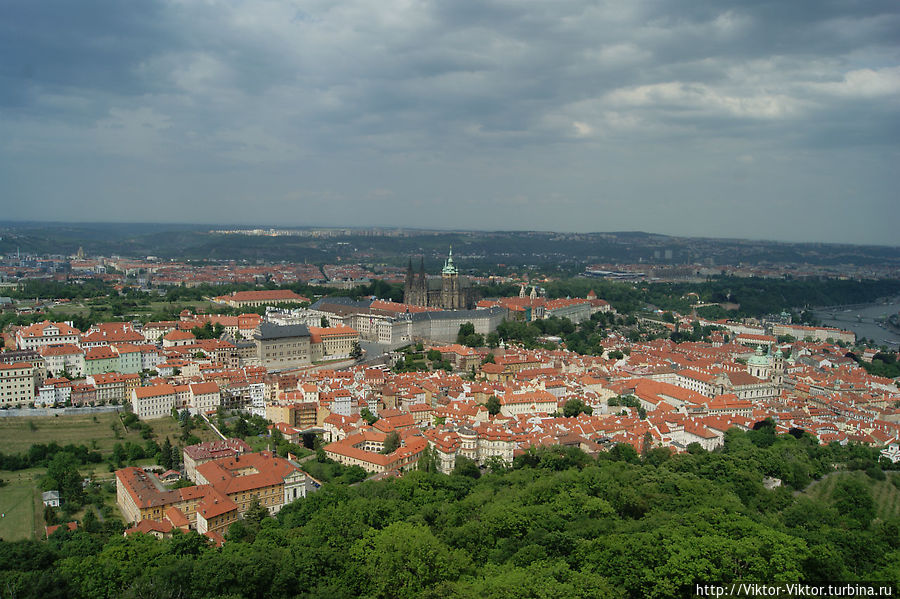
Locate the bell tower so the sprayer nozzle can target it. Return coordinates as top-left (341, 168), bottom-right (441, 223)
top-left (441, 246), bottom-right (460, 309)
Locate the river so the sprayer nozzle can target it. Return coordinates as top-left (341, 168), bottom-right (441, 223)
top-left (812, 297), bottom-right (900, 348)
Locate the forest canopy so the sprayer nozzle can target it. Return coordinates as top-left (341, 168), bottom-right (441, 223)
top-left (1, 428), bottom-right (898, 598)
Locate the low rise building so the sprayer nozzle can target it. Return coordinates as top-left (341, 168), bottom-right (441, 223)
top-left (132, 384), bottom-right (177, 420)
top-left (214, 290), bottom-right (311, 309)
top-left (254, 323), bottom-right (312, 368)
top-left (498, 389), bottom-right (558, 417)
top-left (183, 438), bottom-right (251, 483)
top-left (15, 321), bottom-right (81, 351)
top-left (0, 362), bottom-right (35, 406)
top-left (38, 344), bottom-right (85, 378)
top-left (308, 326), bottom-right (359, 361)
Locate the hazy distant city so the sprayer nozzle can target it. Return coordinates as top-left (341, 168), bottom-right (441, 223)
top-left (2, 0), bottom-right (899, 595)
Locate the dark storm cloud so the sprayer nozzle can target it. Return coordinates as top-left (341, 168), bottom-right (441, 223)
top-left (0, 1), bottom-right (179, 110)
top-left (0, 0), bottom-right (897, 244)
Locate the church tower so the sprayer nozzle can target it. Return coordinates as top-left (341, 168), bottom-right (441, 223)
top-left (441, 246), bottom-right (460, 309)
top-left (403, 258), bottom-right (415, 304)
top-left (403, 257), bottom-right (428, 306)
top-left (772, 347), bottom-right (785, 388)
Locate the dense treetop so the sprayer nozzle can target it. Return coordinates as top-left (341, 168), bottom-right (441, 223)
top-left (2, 427), bottom-right (898, 598)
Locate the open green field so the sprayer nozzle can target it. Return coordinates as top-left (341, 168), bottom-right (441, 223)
top-left (0, 412), bottom-right (143, 455)
top-left (0, 412), bottom-right (221, 540)
top-left (49, 299), bottom-right (218, 320)
top-left (803, 471), bottom-right (900, 521)
top-left (0, 412), bottom-right (219, 456)
top-left (0, 470), bottom-right (41, 541)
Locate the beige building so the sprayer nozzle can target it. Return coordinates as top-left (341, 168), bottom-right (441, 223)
top-left (770, 323), bottom-right (855, 344)
top-left (0, 362), bottom-right (35, 406)
top-left (132, 384), bottom-right (177, 420)
top-left (308, 326), bottom-right (359, 361)
top-left (498, 389), bottom-right (558, 417)
top-left (15, 321), bottom-right (81, 351)
top-left (117, 451), bottom-right (312, 531)
top-left (214, 290), bottom-right (310, 309)
top-left (254, 323), bottom-right (311, 368)
top-left (183, 438), bottom-right (251, 483)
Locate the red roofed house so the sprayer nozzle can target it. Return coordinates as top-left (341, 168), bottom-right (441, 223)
top-left (15, 321), bottom-right (81, 351)
top-left (38, 344), bottom-right (85, 378)
top-left (193, 451), bottom-right (310, 514)
top-left (214, 290), bottom-right (310, 308)
top-left (308, 326), bottom-right (360, 361)
top-left (325, 432), bottom-right (428, 474)
top-left (132, 384), bottom-right (177, 419)
top-left (498, 390), bottom-right (558, 417)
top-left (162, 330), bottom-right (196, 348)
top-left (80, 322), bottom-right (145, 348)
top-left (183, 438), bottom-right (251, 483)
top-left (188, 382), bottom-right (221, 415)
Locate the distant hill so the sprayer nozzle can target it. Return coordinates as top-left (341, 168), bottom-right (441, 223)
top-left (1, 222), bottom-right (898, 268)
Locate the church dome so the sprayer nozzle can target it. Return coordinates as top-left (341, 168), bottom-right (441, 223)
top-left (748, 345), bottom-right (769, 367)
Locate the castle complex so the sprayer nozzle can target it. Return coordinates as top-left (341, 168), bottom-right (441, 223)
top-left (403, 248), bottom-right (475, 310)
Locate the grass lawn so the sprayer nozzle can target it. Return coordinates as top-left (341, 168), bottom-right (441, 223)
top-left (0, 410), bottom-right (223, 540)
top-left (49, 299), bottom-right (217, 321)
top-left (47, 302), bottom-right (91, 317)
top-left (0, 412), bottom-right (144, 455)
top-left (145, 415), bottom-right (219, 446)
top-left (0, 469), bottom-right (41, 541)
top-left (0, 411), bottom-right (219, 458)
top-left (804, 470), bottom-right (900, 521)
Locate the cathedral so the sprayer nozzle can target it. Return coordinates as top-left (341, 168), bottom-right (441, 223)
top-left (403, 248), bottom-right (475, 310)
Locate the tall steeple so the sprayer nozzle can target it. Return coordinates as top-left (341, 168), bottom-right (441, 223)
top-left (442, 245), bottom-right (458, 275)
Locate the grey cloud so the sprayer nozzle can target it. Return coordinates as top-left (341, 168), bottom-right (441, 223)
top-left (0, 0), bottom-right (897, 244)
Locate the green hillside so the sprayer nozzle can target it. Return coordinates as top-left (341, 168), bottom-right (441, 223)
top-left (804, 471), bottom-right (900, 521)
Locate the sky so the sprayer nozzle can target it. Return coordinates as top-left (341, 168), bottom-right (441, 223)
top-left (1, 0), bottom-right (898, 245)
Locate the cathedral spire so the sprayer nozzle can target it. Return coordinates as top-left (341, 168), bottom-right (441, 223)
top-left (442, 246), bottom-right (458, 275)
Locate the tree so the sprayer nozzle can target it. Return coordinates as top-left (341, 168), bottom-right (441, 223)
top-left (426, 349), bottom-right (442, 362)
top-left (233, 416), bottom-right (250, 438)
top-left (228, 496), bottom-right (271, 540)
top-left (361, 408), bottom-right (378, 425)
top-left (350, 342), bottom-right (363, 359)
top-left (484, 455), bottom-right (509, 474)
top-left (160, 437), bottom-right (173, 470)
top-left (563, 398), bottom-right (593, 418)
top-left (486, 332), bottom-right (500, 348)
top-left (453, 324), bottom-right (482, 347)
top-left (321, 316), bottom-right (329, 328)
top-left (832, 477), bottom-right (876, 528)
top-left (381, 431), bottom-right (400, 455)
top-left (608, 443), bottom-right (640, 464)
top-left (243, 497), bottom-right (270, 529)
top-left (44, 451), bottom-right (84, 506)
top-left (351, 522), bottom-right (468, 599)
top-left (82, 508), bottom-right (100, 533)
top-left (486, 395), bottom-right (501, 416)
top-left (418, 445), bottom-right (438, 473)
top-left (452, 456), bottom-right (481, 479)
